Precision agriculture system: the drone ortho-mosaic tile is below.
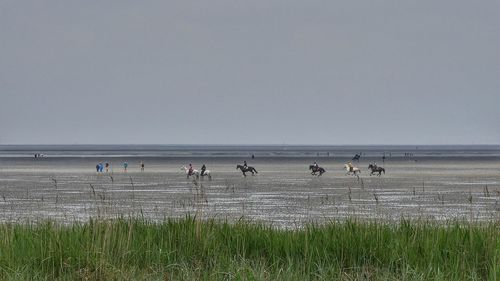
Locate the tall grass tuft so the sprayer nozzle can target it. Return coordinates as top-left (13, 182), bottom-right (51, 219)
top-left (0, 218), bottom-right (497, 280)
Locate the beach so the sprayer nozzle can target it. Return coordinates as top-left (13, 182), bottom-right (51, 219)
top-left (0, 146), bottom-right (498, 227)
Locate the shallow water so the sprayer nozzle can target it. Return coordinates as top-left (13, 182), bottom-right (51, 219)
top-left (0, 152), bottom-right (499, 227)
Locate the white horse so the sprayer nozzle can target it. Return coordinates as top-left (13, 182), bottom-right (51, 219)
top-left (344, 164), bottom-right (361, 177)
top-left (181, 166), bottom-right (211, 180)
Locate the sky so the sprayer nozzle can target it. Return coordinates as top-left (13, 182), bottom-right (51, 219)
top-left (1, 1), bottom-right (499, 145)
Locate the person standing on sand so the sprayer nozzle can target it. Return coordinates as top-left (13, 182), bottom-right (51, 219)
top-left (105, 162), bottom-right (109, 172)
top-left (140, 161), bottom-right (144, 172)
top-left (96, 164), bottom-right (100, 172)
top-left (123, 162), bottom-right (128, 172)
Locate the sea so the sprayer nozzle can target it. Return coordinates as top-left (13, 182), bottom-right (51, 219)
top-left (0, 144), bottom-right (499, 158)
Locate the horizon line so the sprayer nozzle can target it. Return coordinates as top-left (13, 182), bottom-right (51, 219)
top-left (1, 143), bottom-right (499, 147)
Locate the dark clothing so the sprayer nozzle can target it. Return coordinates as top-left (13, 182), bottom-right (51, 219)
top-left (201, 165), bottom-right (206, 176)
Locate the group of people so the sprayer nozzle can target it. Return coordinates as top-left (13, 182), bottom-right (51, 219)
top-left (186, 160), bottom-right (250, 177)
top-left (186, 163), bottom-right (207, 176)
top-left (313, 161), bottom-right (380, 172)
top-left (95, 161), bottom-right (144, 173)
top-left (312, 161), bottom-right (361, 172)
top-left (95, 162), bottom-right (109, 173)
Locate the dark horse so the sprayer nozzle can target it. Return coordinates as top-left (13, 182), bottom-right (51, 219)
top-left (368, 164), bottom-right (385, 176)
top-left (309, 165), bottom-right (326, 176)
top-left (352, 153), bottom-right (361, 162)
top-left (236, 165), bottom-right (258, 176)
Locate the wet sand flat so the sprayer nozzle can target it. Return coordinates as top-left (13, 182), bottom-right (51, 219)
top-left (0, 156), bottom-right (498, 227)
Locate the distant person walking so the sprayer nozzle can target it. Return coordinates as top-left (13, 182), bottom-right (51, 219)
top-left (140, 161), bottom-right (145, 172)
top-left (123, 162), bottom-right (128, 172)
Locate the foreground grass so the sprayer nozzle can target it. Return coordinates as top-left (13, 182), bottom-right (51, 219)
top-left (0, 218), bottom-right (498, 280)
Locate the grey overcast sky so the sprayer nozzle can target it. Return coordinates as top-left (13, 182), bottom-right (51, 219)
top-left (1, 1), bottom-right (499, 145)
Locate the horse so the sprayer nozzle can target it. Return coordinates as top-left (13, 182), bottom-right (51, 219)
top-left (309, 165), bottom-right (326, 176)
top-left (181, 166), bottom-right (201, 179)
top-left (368, 164), bottom-right (385, 176)
top-left (344, 164), bottom-right (361, 177)
top-left (199, 168), bottom-right (212, 180)
top-left (352, 154), bottom-right (361, 162)
top-left (236, 165), bottom-right (258, 176)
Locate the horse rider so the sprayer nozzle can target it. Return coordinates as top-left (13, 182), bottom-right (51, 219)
top-left (347, 161), bottom-right (354, 172)
top-left (313, 161), bottom-right (319, 170)
top-left (243, 161), bottom-right (248, 169)
top-left (188, 163), bottom-right (194, 176)
top-left (200, 164), bottom-right (206, 176)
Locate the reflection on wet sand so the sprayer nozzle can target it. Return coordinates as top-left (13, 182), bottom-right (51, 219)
top-left (0, 157), bottom-right (498, 227)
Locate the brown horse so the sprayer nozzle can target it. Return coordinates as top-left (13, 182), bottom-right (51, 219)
top-left (309, 165), bottom-right (326, 176)
top-left (368, 164), bottom-right (385, 176)
top-left (236, 165), bottom-right (258, 176)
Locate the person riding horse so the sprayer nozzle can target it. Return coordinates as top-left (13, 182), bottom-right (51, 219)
top-left (188, 164), bottom-right (194, 176)
top-left (309, 162), bottom-right (325, 176)
top-left (368, 163), bottom-right (385, 176)
top-left (236, 163), bottom-right (258, 176)
top-left (347, 161), bottom-right (354, 172)
top-left (200, 164), bottom-right (206, 176)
